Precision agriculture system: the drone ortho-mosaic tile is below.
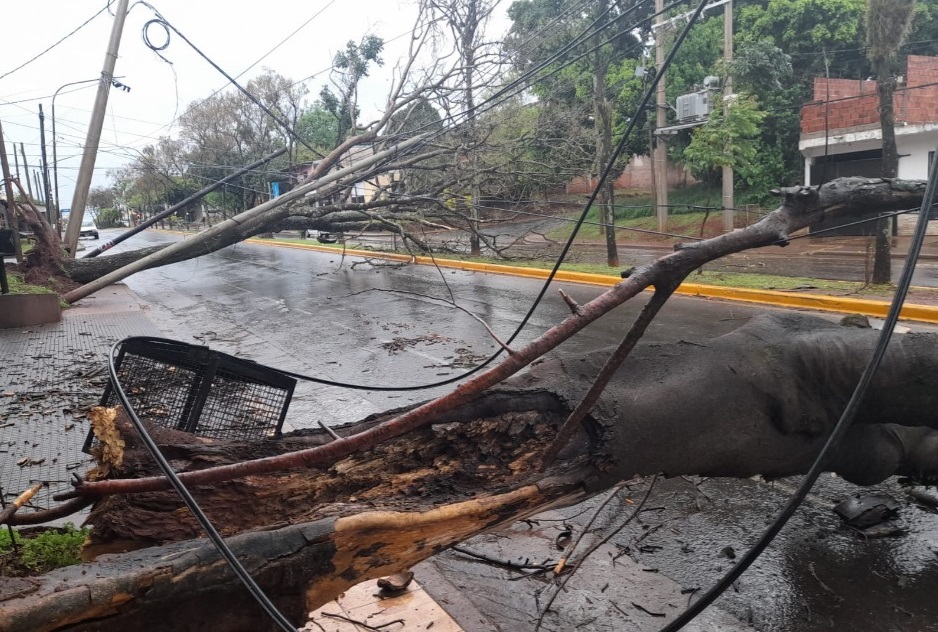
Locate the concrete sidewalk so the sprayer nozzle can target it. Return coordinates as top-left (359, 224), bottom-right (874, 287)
top-left (0, 285), bottom-right (158, 512)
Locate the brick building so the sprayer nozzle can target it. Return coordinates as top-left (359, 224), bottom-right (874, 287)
top-left (799, 55), bottom-right (938, 186)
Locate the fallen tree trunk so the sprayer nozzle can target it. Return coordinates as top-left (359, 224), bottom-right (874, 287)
top-left (4, 313), bottom-right (938, 630)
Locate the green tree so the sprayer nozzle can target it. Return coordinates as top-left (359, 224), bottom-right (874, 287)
top-left (683, 93), bottom-right (767, 184)
top-left (295, 104), bottom-right (339, 157)
top-left (87, 185), bottom-right (116, 211)
top-left (319, 36), bottom-right (385, 147)
top-left (176, 70), bottom-right (304, 213)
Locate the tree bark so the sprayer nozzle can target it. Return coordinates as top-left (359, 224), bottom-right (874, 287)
top-left (873, 57), bottom-right (897, 284)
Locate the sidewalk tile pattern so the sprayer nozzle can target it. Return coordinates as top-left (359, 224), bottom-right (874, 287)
top-left (0, 296), bottom-right (155, 513)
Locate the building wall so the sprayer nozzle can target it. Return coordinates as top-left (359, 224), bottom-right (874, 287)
top-left (801, 55), bottom-right (938, 135)
top-left (565, 154), bottom-right (696, 194)
top-left (898, 130), bottom-right (938, 179)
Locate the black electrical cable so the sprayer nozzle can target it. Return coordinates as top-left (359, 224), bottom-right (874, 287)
top-left (0, 2), bottom-right (110, 82)
top-left (659, 147), bottom-right (938, 631)
top-left (106, 341), bottom-right (298, 631)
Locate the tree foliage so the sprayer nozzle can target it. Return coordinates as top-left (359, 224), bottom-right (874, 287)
top-left (683, 93), bottom-right (767, 183)
top-left (319, 36), bottom-right (385, 147)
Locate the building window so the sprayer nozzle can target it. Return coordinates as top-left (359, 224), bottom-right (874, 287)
top-left (350, 182), bottom-right (366, 205)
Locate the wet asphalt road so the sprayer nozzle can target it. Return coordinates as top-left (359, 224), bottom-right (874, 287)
top-left (97, 229), bottom-right (938, 631)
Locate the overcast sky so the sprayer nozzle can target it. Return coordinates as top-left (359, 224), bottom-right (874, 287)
top-left (0, 0), bottom-right (509, 210)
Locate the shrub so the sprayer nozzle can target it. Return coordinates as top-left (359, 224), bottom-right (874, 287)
top-left (0, 523), bottom-right (88, 575)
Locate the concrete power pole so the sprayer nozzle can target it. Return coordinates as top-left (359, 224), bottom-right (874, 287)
top-left (654, 0), bottom-right (669, 235)
top-left (19, 144), bottom-right (33, 202)
top-left (34, 172), bottom-right (44, 205)
top-left (63, 0), bottom-right (130, 255)
top-left (722, 0), bottom-right (735, 233)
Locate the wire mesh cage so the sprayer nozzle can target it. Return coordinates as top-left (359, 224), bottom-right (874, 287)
top-left (83, 337), bottom-right (296, 453)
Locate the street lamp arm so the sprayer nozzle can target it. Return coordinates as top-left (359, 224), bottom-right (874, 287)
top-left (51, 76), bottom-right (128, 232)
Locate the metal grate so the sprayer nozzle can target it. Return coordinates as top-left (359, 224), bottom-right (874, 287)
top-left (84, 337), bottom-right (296, 452)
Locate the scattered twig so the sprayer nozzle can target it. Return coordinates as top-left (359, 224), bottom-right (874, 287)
top-left (0, 483), bottom-right (43, 525)
top-left (808, 562), bottom-right (835, 594)
top-left (558, 288), bottom-right (580, 314)
top-left (320, 611), bottom-right (404, 631)
top-left (317, 420), bottom-right (342, 442)
top-left (451, 545), bottom-right (553, 571)
top-left (682, 587), bottom-right (700, 606)
top-left (632, 602), bottom-right (666, 617)
top-left (306, 618), bottom-right (326, 631)
top-left (553, 483), bottom-right (628, 575)
top-left (534, 476), bottom-right (659, 631)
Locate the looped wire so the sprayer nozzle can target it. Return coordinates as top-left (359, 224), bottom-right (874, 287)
top-left (142, 18), bottom-right (173, 64)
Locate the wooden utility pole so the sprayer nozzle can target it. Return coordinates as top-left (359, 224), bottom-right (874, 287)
top-left (20, 143), bottom-right (33, 202)
top-left (722, 0), bottom-right (734, 233)
top-left (654, 0), bottom-right (669, 235)
top-left (63, 0), bottom-right (130, 255)
top-left (0, 123), bottom-right (23, 261)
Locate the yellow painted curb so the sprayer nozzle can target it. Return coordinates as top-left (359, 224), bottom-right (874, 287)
top-left (172, 232), bottom-right (938, 325)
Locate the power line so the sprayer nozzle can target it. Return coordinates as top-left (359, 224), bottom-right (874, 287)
top-left (0, 2), bottom-right (111, 82)
top-left (229, 0), bottom-right (338, 84)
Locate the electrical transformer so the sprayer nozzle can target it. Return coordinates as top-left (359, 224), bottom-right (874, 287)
top-left (676, 91), bottom-right (711, 123)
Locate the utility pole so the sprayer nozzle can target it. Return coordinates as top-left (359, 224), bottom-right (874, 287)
top-left (0, 123), bottom-right (23, 262)
top-left (38, 105), bottom-right (55, 232)
top-left (12, 141), bottom-right (20, 187)
top-left (63, 0), bottom-right (130, 256)
top-left (34, 172), bottom-right (44, 205)
top-left (20, 144), bottom-right (33, 202)
top-left (722, 0), bottom-right (734, 233)
top-left (654, 0), bottom-right (669, 235)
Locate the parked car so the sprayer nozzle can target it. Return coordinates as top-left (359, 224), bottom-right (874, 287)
top-left (79, 217), bottom-right (99, 240)
top-left (306, 229), bottom-right (339, 244)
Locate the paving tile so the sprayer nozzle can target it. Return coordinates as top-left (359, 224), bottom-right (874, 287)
top-left (344, 587), bottom-right (464, 631)
top-left (307, 579), bottom-right (465, 632)
top-left (302, 608), bottom-right (367, 632)
top-left (333, 579), bottom-right (384, 611)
